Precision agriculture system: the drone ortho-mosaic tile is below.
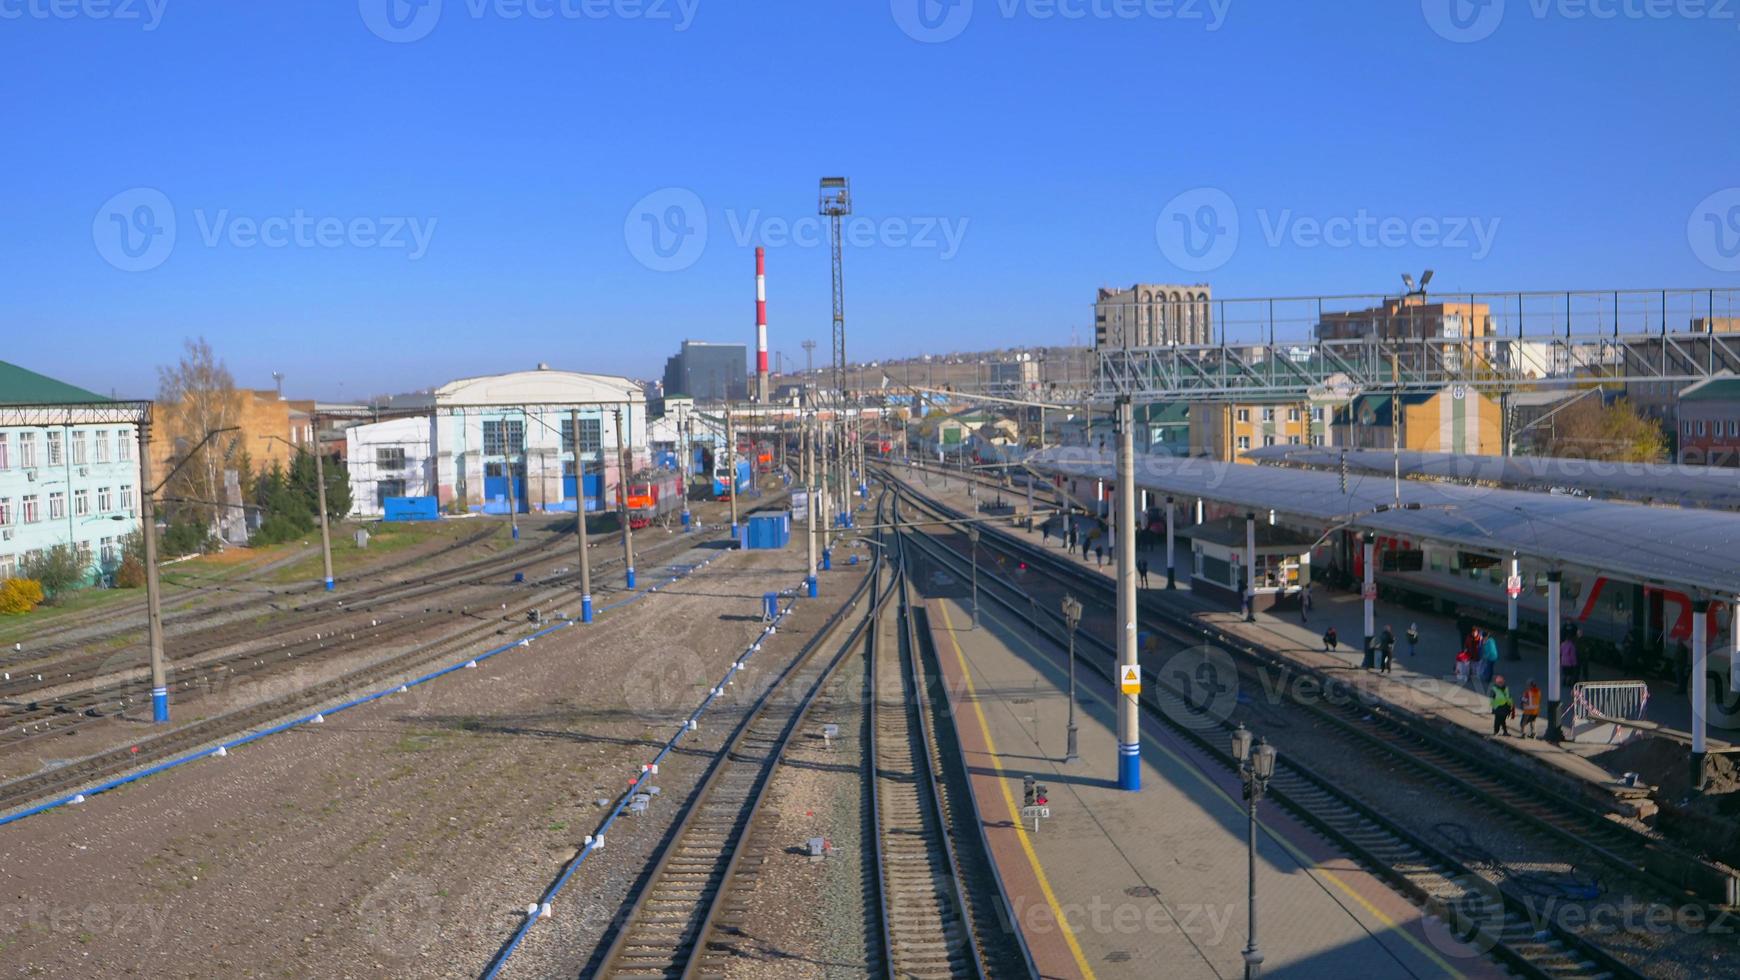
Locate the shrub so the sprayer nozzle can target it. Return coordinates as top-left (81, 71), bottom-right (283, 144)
top-left (114, 555), bottom-right (146, 589)
top-left (22, 546), bottom-right (86, 601)
top-left (0, 578), bottom-right (45, 615)
top-left (160, 519), bottom-right (213, 558)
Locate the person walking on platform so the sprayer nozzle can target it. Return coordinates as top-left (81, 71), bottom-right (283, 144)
top-left (1137, 557), bottom-right (1150, 588)
top-left (1300, 587), bottom-right (1313, 624)
top-left (1562, 628), bottom-right (1584, 690)
top-left (1519, 679), bottom-right (1542, 738)
top-left (1094, 543), bottom-right (1105, 567)
top-left (1490, 676), bottom-right (1515, 736)
top-left (1479, 631), bottom-right (1500, 688)
top-left (1406, 622), bottom-right (1420, 657)
top-left (1379, 625), bottom-right (1396, 673)
top-left (1041, 522), bottom-right (1051, 547)
top-left (1454, 646), bottom-right (1474, 687)
top-left (1323, 625), bottom-right (1339, 652)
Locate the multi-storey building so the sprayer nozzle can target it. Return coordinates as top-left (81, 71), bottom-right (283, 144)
top-left (1189, 397), bottom-right (1336, 461)
top-left (0, 362), bottom-right (141, 584)
top-left (662, 341), bottom-right (747, 403)
top-left (345, 367), bottom-right (648, 518)
top-left (1622, 318), bottom-right (1740, 426)
top-left (1676, 374), bottom-right (1740, 467)
top-left (1094, 284), bottom-right (1214, 348)
top-left (1333, 387), bottom-right (1503, 455)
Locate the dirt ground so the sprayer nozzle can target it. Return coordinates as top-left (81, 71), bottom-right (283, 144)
top-left (0, 541), bottom-right (852, 979)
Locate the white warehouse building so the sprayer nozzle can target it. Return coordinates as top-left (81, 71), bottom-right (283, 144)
top-left (345, 368), bottom-right (650, 518)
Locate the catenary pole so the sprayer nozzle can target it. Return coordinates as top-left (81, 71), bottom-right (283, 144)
top-left (1114, 397), bottom-right (1141, 791)
top-left (137, 420), bottom-right (169, 723)
top-left (616, 406), bottom-right (635, 590)
top-left (572, 409), bottom-right (593, 622)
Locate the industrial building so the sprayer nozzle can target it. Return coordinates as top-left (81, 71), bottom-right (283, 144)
top-left (1677, 373), bottom-right (1740, 467)
top-left (0, 362), bottom-right (141, 584)
top-left (344, 367), bottom-right (648, 518)
top-left (662, 341), bottom-right (747, 403)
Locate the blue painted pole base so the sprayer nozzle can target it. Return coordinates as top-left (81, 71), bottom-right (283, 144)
top-left (682, 511), bottom-right (692, 531)
top-left (581, 595), bottom-right (594, 623)
top-left (626, 568), bottom-right (636, 590)
top-left (822, 549), bottom-right (832, 571)
top-left (1118, 742), bottom-right (1141, 791)
top-left (152, 687), bottom-right (169, 723)
top-left (324, 577), bottom-right (335, 592)
top-left (806, 575), bottom-right (817, 598)
top-left (512, 525), bottom-right (519, 541)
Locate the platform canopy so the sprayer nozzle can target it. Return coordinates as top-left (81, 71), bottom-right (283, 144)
top-left (1030, 447), bottom-right (1740, 598)
top-left (1245, 445), bottom-right (1740, 511)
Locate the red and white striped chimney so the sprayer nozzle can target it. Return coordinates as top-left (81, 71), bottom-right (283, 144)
top-left (754, 247), bottom-right (769, 403)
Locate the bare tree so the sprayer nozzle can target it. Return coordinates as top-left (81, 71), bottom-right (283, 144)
top-left (1538, 396), bottom-right (1666, 462)
top-left (157, 337), bottom-right (241, 535)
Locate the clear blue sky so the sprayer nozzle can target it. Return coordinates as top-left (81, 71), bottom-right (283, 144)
top-left (2, 0), bottom-right (1737, 399)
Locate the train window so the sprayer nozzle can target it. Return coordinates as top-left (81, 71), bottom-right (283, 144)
top-left (1487, 567), bottom-right (1502, 585)
top-left (1562, 577), bottom-right (1583, 602)
top-left (1430, 552), bottom-right (1444, 572)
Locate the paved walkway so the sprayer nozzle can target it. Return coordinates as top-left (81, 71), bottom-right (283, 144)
top-left (922, 593), bottom-right (1500, 979)
top-left (895, 465), bottom-right (1681, 810)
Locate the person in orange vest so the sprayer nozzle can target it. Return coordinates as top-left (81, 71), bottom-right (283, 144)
top-left (1519, 679), bottom-right (1542, 739)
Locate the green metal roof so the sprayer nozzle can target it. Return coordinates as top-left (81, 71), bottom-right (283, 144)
top-left (0, 361), bottom-right (110, 406)
top-left (1679, 376), bottom-right (1740, 403)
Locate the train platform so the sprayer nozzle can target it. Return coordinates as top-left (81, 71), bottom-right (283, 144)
top-left (920, 592), bottom-right (1502, 979)
top-left (890, 467), bottom-right (1687, 814)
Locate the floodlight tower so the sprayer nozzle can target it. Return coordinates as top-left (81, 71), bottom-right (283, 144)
top-left (819, 177), bottom-right (852, 399)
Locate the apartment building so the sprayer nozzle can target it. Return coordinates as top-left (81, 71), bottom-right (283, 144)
top-left (1094, 284), bottom-right (1214, 348)
top-left (1190, 398), bottom-right (1335, 461)
top-left (1677, 374), bottom-right (1740, 467)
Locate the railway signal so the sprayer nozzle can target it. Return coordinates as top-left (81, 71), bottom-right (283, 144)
top-left (1021, 775), bottom-right (1051, 830)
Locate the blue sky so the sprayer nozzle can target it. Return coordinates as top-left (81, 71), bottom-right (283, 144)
top-left (2, 0), bottom-right (1737, 399)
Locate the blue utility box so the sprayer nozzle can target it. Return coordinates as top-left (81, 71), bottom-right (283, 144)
top-left (383, 496), bottom-right (440, 522)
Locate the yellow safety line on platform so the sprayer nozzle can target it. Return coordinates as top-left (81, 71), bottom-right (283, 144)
top-left (968, 597), bottom-right (1469, 980)
top-left (935, 600), bottom-right (1098, 980)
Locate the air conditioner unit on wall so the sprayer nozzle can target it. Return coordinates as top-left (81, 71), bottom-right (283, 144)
top-left (24, 470), bottom-right (36, 482)
top-left (1, 530), bottom-right (11, 541)
top-left (77, 467), bottom-right (89, 477)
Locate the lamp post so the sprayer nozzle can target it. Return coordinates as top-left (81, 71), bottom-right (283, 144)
top-left (1062, 594), bottom-right (1082, 763)
top-left (1231, 724), bottom-right (1277, 979)
top-left (967, 525), bottom-right (980, 629)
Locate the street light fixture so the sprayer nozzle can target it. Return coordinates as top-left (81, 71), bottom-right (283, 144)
top-left (1061, 594), bottom-right (1083, 763)
top-left (1231, 724), bottom-right (1277, 979)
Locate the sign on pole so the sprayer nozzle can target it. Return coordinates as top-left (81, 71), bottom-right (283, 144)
top-left (1361, 583), bottom-right (1377, 602)
top-left (1119, 664), bottom-right (1141, 695)
top-left (1506, 575), bottom-right (1523, 598)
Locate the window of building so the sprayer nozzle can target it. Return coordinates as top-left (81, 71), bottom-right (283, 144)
top-left (1263, 435), bottom-right (1277, 447)
top-left (376, 479), bottom-right (407, 506)
top-left (71, 430), bottom-right (87, 465)
top-left (48, 431), bottom-right (64, 466)
top-left (119, 485), bottom-right (134, 512)
top-left (97, 487), bottom-right (112, 512)
top-left (483, 420), bottom-right (524, 456)
top-left (1287, 408), bottom-right (1300, 422)
top-left (76, 541), bottom-right (92, 568)
top-left (0, 556), bottom-right (12, 579)
top-left (1730, 420), bottom-right (1739, 438)
top-left (1698, 420), bottom-right (1707, 436)
top-left (94, 430), bottom-right (109, 463)
top-left (561, 417), bottom-right (604, 456)
top-left (1288, 435), bottom-right (1302, 445)
top-left (48, 492), bottom-right (64, 520)
top-left (1684, 419), bottom-right (1693, 435)
top-left (0, 498), bottom-right (10, 525)
top-left (22, 496), bottom-right (39, 523)
top-left (1262, 408), bottom-right (1276, 422)
top-left (117, 429), bottom-right (132, 461)
top-left (1236, 436), bottom-right (1251, 450)
top-left (74, 489), bottom-right (89, 517)
top-left (1235, 409), bottom-right (1249, 423)
top-left (19, 433), bottom-right (36, 468)
top-left (376, 447), bottom-right (406, 471)
top-left (100, 537), bottom-right (117, 565)
top-left (1312, 407), bottom-right (1325, 422)
top-left (0, 433), bottom-right (8, 469)
top-left (1310, 434), bottom-right (1325, 447)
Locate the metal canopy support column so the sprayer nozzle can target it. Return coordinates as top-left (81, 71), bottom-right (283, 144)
top-left (572, 409), bottom-right (593, 623)
top-left (1506, 552), bottom-right (1521, 661)
top-left (1546, 571), bottom-right (1564, 743)
top-left (1165, 496), bottom-right (1177, 589)
top-left (1115, 397), bottom-right (1141, 792)
top-left (805, 411), bottom-right (818, 597)
top-left (1244, 512), bottom-right (1257, 623)
top-left (1692, 599), bottom-right (1710, 791)
top-left (1362, 532), bottom-right (1376, 668)
top-left (313, 438), bottom-right (335, 587)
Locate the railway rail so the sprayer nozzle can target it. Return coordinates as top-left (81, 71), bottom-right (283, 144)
top-left (892, 475), bottom-right (1654, 980)
top-left (594, 491), bottom-right (890, 979)
top-left (0, 524), bottom-right (721, 819)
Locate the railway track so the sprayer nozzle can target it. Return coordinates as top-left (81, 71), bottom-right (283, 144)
top-left (869, 525), bottom-right (987, 978)
top-left (0, 527), bottom-right (719, 818)
top-left (595, 493), bottom-right (891, 979)
top-left (893, 476), bottom-right (1651, 980)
